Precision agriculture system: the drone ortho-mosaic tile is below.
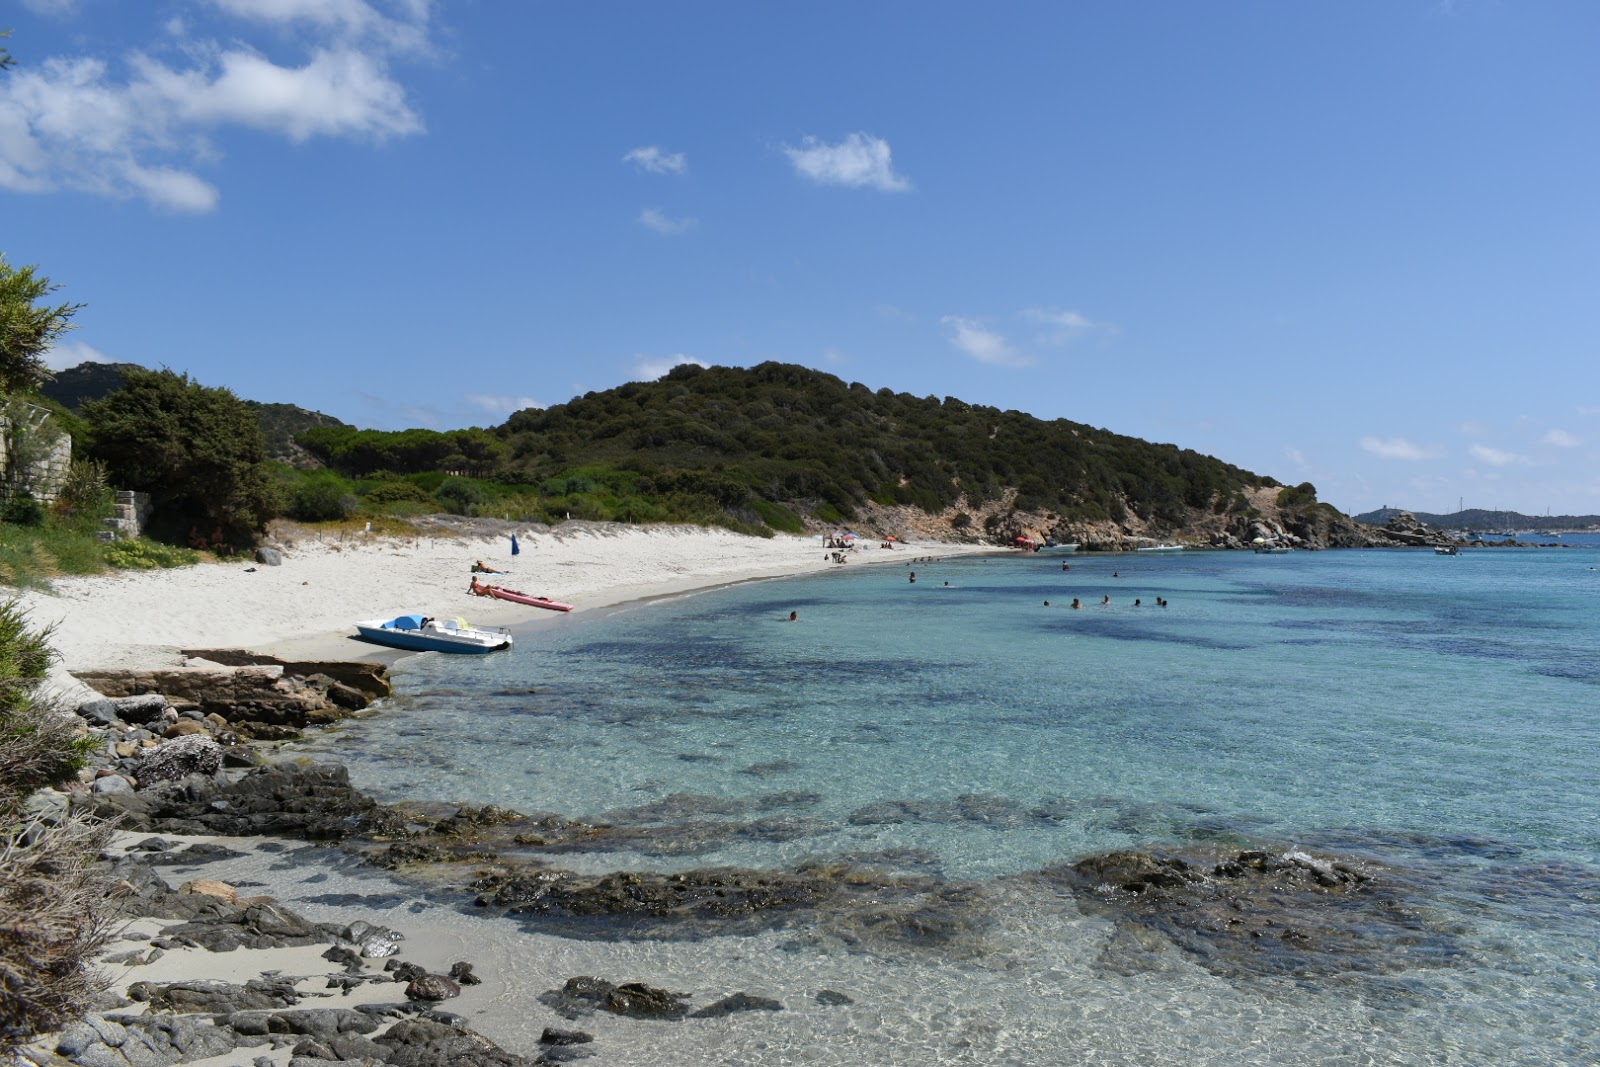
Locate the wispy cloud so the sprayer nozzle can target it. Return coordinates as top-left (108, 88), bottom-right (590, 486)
top-left (466, 392), bottom-right (540, 418)
top-left (1542, 429), bottom-right (1581, 447)
top-left (1360, 436), bottom-right (1446, 461)
top-left (43, 339), bottom-right (111, 371)
top-left (941, 316), bottom-right (1032, 368)
top-left (1284, 447), bottom-right (1309, 470)
top-left (784, 132), bottom-right (911, 192)
top-left (0, 2), bottom-right (428, 211)
top-left (1021, 306), bottom-right (1114, 346)
top-left (638, 207), bottom-right (696, 235)
top-left (634, 355), bottom-right (708, 380)
top-left (624, 145), bottom-right (687, 175)
top-left (1470, 444), bottom-right (1528, 467)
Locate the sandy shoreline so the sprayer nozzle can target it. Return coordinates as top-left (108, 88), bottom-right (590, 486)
top-left (16, 522), bottom-right (988, 693)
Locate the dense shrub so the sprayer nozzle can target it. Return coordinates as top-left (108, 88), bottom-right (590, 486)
top-left (287, 471), bottom-right (357, 522)
top-left (2, 490), bottom-right (45, 527)
top-left (361, 480), bottom-right (433, 506)
top-left (434, 477), bottom-right (487, 515)
top-left (0, 600), bottom-right (116, 1057)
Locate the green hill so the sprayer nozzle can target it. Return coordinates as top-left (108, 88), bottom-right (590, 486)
top-left (502, 361), bottom-right (1269, 527)
top-left (299, 361), bottom-right (1297, 540)
top-left (41, 362), bottom-right (350, 468)
top-left (1354, 507), bottom-right (1600, 531)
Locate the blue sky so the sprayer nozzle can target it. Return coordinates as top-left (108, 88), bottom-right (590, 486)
top-left (3, 1), bottom-right (1597, 518)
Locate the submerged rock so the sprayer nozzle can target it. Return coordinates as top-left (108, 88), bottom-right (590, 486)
top-left (1037, 845), bottom-right (1462, 981)
top-left (542, 977), bottom-right (690, 1021)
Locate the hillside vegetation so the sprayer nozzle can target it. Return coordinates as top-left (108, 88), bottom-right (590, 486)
top-left (299, 362), bottom-right (1296, 541)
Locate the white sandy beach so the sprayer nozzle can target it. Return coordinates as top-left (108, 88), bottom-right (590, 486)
top-left (18, 522), bottom-right (983, 682)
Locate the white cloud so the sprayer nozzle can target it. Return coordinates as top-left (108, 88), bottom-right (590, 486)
top-left (1284, 447), bottom-right (1309, 470)
top-left (942, 316), bottom-right (1033, 368)
top-left (43, 339), bottom-right (111, 371)
top-left (1022, 306), bottom-right (1113, 346)
top-left (0, 7), bottom-right (426, 211)
top-left (635, 355), bottom-right (708, 380)
top-left (466, 392), bottom-right (541, 417)
top-left (624, 145), bottom-right (687, 175)
top-left (783, 132), bottom-right (911, 192)
top-left (638, 207), bottom-right (696, 235)
top-left (1469, 444), bottom-right (1528, 467)
top-left (205, 0), bottom-right (433, 54)
top-left (1360, 436), bottom-right (1446, 461)
top-left (821, 347), bottom-right (846, 364)
top-left (1542, 429), bottom-right (1581, 448)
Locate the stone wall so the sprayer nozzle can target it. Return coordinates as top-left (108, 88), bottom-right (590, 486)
top-left (102, 490), bottom-right (153, 541)
top-left (0, 409), bottom-right (71, 504)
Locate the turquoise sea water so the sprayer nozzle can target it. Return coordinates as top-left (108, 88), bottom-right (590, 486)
top-left (296, 545), bottom-right (1600, 1065)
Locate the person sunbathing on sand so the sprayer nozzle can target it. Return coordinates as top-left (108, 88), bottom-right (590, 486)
top-left (472, 560), bottom-right (507, 574)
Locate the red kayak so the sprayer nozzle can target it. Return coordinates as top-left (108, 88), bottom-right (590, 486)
top-left (470, 579), bottom-right (574, 612)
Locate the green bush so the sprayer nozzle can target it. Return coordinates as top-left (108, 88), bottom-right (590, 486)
top-left (749, 498), bottom-right (805, 533)
top-left (2, 489), bottom-right (46, 527)
top-left (361, 480), bottom-right (433, 506)
top-left (104, 538), bottom-right (199, 570)
top-left (434, 477), bottom-right (486, 515)
top-left (288, 471), bottom-right (357, 522)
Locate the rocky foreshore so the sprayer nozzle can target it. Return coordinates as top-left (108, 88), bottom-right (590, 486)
top-left (30, 684), bottom-right (1476, 1066)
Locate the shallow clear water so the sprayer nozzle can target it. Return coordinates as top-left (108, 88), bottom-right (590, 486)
top-left (291, 546), bottom-right (1600, 1064)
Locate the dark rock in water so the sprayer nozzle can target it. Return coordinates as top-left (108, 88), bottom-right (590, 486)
top-left (606, 981), bottom-right (690, 1020)
top-left (689, 992), bottom-right (783, 1018)
top-left (339, 920), bottom-right (404, 958)
top-left (540, 1027), bottom-right (594, 1045)
top-left (449, 961), bottom-right (482, 985)
top-left (387, 960), bottom-right (430, 983)
top-left (1037, 845), bottom-right (1462, 981)
top-left (126, 976), bottom-right (301, 1014)
top-left (484, 865), bottom-right (836, 930)
top-left (373, 1017), bottom-right (542, 1066)
top-left (405, 974), bottom-right (462, 1002)
top-left (375, 840), bottom-right (455, 867)
top-left (542, 977), bottom-right (690, 1021)
top-left (846, 793), bottom-right (1027, 828)
top-left (740, 759), bottom-right (801, 777)
top-left (434, 803), bottom-right (526, 837)
top-left (84, 760), bottom-right (406, 841)
top-left (815, 989), bottom-right (854, 1006)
